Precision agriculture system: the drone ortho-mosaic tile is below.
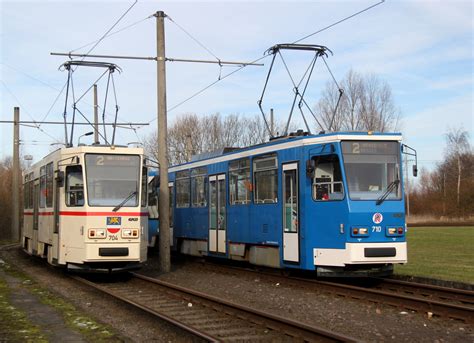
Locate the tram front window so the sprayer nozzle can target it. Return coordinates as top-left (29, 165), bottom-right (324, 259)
top-left (342, 141), bottom-right (401, 201)
top-left (85, 154), bottom-right (141, 207)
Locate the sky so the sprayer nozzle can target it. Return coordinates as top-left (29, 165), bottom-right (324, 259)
top-left (1, 0), bottom-right (472, 175)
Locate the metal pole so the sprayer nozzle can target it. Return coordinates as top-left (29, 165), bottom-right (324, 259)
top-left (0, 120), bottom-right (149, 126)
top-left (93, 84), bottom-right (99, 144)
top-left (270, 108), bottom-right (274, 137)
top-left (12, 107), bottom-right (20, 242)
top-left (156, 10), bottom-right (170, 273)
top-left (50, 52), bottom-right (263, 66)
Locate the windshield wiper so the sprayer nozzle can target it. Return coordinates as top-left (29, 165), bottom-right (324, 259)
top-left (112, 190), bottom-right (137, 212)
top-left (376, 179), bottom-right (400, 205)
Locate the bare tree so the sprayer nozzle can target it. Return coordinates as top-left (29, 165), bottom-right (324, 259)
top-left (143, 108), bottom-right (311, 166)
top-left (445, 128), bottom-right (471, 208)
top-left (343, 70), bottom-right (364, 131)
top-left (410, 127), bottom-right (473, 219)
top-left (317, 81), bottom-right (346, 131)
top-left (144, 112), bottom-right (273, 166)
top-left (316, 70), bottom-right (401, 132)
top-left (0, 157), bottom-right (13, 239)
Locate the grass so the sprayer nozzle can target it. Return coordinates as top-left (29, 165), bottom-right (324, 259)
top-left (0, 260), bottom-right (122, 342)
top-left (0, 276), bottom-right (48, 342)
top-left (395, 226), bottom-right (474, 284)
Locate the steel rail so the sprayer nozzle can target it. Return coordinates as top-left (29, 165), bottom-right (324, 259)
top-left (312, 279), bottom-right (474, 324)
top-left (200, 260), bottom-right (474, 324)
top-left (70, 275), bottom-right (219, 342)
top-left (133, 272), bottom-right (359, 342)
top-left (72, 272), bottom-right (359, 342)
top-left (0, 243), bottom-right (20, 251)
top-left (369, 277), bottom-right (474, 306)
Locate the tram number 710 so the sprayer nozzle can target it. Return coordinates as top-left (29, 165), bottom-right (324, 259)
top-left (372, 226), bottom-right (382, 233)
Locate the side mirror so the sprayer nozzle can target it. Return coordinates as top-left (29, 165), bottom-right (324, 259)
top-left (152, 176), bottom-right (160, 189)
top-left (306, 159), bottom-right (315, 178)
top-left (412, 165), bottom-right (418, 177)
top-left (56, 171), bottom-right (65, 187)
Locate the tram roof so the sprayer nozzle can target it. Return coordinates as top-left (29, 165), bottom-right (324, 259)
top-left (27, 145), bottom-right (144, 170)
top-left (170, 131), bottom-right (402, 172)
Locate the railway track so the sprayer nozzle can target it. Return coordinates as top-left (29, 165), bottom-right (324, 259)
top-left (199, 260), bottom-right (474, 324)
top-left (316, 278), bottom-right (474, 324)
top-left (72, 273), bottom-right (358, 342)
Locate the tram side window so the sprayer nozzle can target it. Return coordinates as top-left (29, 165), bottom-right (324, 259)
top-left (176, 170), bottom-right (190, 208)
top-left (141, 167), bottom-right (148, 207)
top-left (24, 175), bottom-right (29, 209)
top-left (253, 154), bottom-right (278, 204)
top-left (147, 176), bottom-right (158, 219)
top-left (28, 173), bottom-right (34, 209)
top-left (40, 166), bottom-right (46, 208)
top-left (312, 154), bottom-right (344, 201)
top-left (229, 158), bottom-right (251, 205)
top-left (191, 167), bottom-right (207, 207)
top-left (66, 166), bottom-right (84, 207)
top-left (46, 162), bottom-right (53, 208)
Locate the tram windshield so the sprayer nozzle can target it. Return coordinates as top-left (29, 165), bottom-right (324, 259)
top-left (85, 154), bottom-right (141, 207)
top-left (341, 141), bottom-right (401, 201)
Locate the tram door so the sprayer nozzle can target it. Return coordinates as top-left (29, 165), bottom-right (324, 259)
top-left (33, 183), bottom-right (39, 231)
top-left (209, 174), bottom-right (226, 254)
top-left (283, 163), bottom-right (299, 263)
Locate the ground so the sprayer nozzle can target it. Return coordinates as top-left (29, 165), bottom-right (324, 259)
top-left (0, 245), bottom-right (472, 342)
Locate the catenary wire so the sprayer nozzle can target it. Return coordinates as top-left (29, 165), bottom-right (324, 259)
top-left (40, 0), bottom-right (139, 142)
top-left (145, 1), bottom-right (386, 125)
top-left (166, 15), bottom-right (220, 62)
top-left (147, 54), bottom-right (271, 124)
top-left (69, 14), bottom-right (154, 53)
top-left (79, 0), bottom-right (139, 60)
top-left (1, 80), bottom-right (62, 143)
top-left (292, 0), bottom-right (385, 44)
top-left (2, 62), bottom-right (123, 127)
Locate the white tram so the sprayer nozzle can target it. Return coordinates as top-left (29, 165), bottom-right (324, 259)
top-left (22, 145), bottom-right (149, 272)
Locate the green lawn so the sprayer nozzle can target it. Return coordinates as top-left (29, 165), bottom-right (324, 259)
top-left (395, 226), bottom-right (474, 284)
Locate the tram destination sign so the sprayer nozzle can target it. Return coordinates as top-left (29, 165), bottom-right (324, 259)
top-left (342, 141), bottom-right (398, 155)
top-left (86, 154), bottom-right (139, 167)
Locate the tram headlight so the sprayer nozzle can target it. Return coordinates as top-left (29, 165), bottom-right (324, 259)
top-left (122, 228), bottom-right (139, 239)
top-left (351, 227), bottom-right (369, 237)
top-left (88, 229), bottom-right (106, 239)
top-left (386, 227), bottom-right (404, 236)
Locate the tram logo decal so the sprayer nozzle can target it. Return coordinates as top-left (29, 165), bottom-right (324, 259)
top-left (372, 213), bottom-right (383, 224)
top-left (107, 217), bottom-right (121, 226)
top-left (107, 217), bottom-right (121, 235)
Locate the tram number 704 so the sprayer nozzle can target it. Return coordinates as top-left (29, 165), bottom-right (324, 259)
top-left (108, 235), bottom-right (119, 241)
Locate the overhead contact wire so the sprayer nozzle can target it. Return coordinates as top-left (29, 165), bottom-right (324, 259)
top-left (292, 0), bottom-right (385, 44)
top-left (69, 14), bottom-right (154, 54)
top-left (146, 0), bottom-right (385, 126)
top-left (79, 0), bottom-right (139, 60)
top-left (167, 15), bottom-right (220, 62)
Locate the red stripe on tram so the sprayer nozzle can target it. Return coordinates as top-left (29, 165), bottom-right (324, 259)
top-left (59, 211), bottom-right (148, 217)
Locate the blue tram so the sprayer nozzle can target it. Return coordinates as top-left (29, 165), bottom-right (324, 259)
top-left (149, 131), bottom-right (416, 276)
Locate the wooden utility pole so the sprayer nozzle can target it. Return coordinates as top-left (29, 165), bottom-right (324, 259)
top-left (156, 11), bottom-right (171, 273)
top-left (48, 10), bottom-right (262, 273)
top-left (93, 84), bottom-right (99, 144)
top-left (12, 107), bottom-right (20, 242)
